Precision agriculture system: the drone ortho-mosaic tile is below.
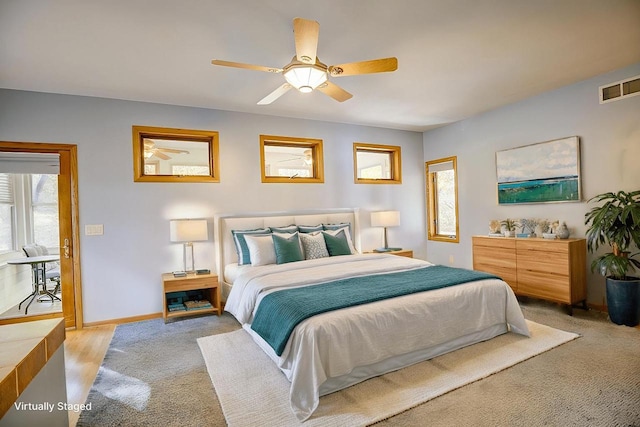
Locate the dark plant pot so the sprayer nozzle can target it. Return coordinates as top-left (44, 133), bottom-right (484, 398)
top-left (606, 277), bottom-right (640, 326)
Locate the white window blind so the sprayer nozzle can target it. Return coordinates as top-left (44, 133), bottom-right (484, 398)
top-left (427, 160), bottom-right (454, 173)
top-left (0, 173), bottom-right (15, 253)
top-left (0, 173), bottom-right (13, 203)
top-left (0, 152), bottom-right (60, 174)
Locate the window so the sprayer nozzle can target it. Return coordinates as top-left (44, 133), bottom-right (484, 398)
top-left (132, 125), bottom-right (220, 183)
top-left (0, 173), bottom-right (15, 253)
top-left (426, 156), bottom-right (459, 243)
top-left (0, 173), bottom-right (59, 255)
top-left (31, 174), bottom-right (59, 248)
top-left (353, 143), bottom-right (401, 184)
top-left (260, 135), bottom-right (324, 183)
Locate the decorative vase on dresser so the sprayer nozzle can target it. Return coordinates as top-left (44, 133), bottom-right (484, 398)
top-left (556, 222), bottom-right (570, 239)
top-left (472, 236), bottom-right (587, 315)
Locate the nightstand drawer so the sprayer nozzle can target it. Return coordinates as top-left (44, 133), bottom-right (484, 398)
top-left (164, 275), bottom-right (216, 292)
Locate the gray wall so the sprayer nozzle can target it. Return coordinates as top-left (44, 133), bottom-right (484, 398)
top-left (423, 62), bottom-right (640, 306)
top-left (0, 90), bottom-right (424, 323)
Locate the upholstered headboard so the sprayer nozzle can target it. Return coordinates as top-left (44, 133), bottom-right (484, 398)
top-left (214, 208), bottom-right (360, 292)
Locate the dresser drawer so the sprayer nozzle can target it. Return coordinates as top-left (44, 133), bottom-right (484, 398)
top-left (473, 246), bottom-right (516, 268)
top-left (516, 250), bottom-right (569, 275)
top-left (473, 245), bottom-right (517, 290)
top-left (472, 236), bottom-right (516, 250)
top-left (517, 269), bottom-right (571, 303)
top-left (516, 240), bottom-right (568, 255)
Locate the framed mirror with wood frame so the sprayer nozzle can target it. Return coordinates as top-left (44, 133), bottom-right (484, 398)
top-left (132, 125), bottom-right (220, 183)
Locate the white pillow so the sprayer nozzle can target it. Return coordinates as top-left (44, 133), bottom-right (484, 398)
top-left (244, 235), bottom-right (276, 266)
top-left (299, 232), bottom-right (329, 260)
top-left (322, 227), bottom-right (357, 254)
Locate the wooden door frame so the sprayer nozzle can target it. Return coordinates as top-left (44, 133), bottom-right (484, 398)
top-left (0, 141), bottom-right (83, 329)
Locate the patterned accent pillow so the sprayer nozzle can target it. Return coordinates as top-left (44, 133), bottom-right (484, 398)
top-left (299, 232), bottom-right (329, 260)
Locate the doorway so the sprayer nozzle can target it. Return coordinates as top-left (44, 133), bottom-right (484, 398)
top-left (0, 141), bottom-right (82, 328)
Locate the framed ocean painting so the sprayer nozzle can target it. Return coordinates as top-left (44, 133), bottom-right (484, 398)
top-left (496, 136), bottom-right (581, 204)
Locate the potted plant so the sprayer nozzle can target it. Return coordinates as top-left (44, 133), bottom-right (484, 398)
top-left (585, 190), bottom-right (640, 326)
top-left (501, 218), bottom-right (518, 237)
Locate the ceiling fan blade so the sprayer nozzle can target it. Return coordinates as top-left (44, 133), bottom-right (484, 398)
top-left (211, 59), bottom-right (282, 74)
top-left (257, 83), bottom-right (292, 105)
top-left (154, 151), bottom-right (170, 160)
top-left (316, 81), bottom-right (353, 102)
top-left (159, 148), bottom-right (189, 154)
top-left (328, 57), bottom-right (398, 77)
top-left (278, 157), bottom-right (301, 163)
top-left (293, 18), bottom-right (320, 64)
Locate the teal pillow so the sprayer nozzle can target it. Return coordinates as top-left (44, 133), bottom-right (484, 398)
top-left (272, 233), bottom-right (304, 264)
top-left (298, 224), bottom-right (323, 233)
top-left (232, 228), bottom-right (271, 265)
top-left (269, 224), bottom-right (298, 234)
top-left (322, 230), bottom-right (352, 256)
top-left (323, 222), bottom-right (351, 235)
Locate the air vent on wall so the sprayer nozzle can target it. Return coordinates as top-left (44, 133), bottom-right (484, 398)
top-left (599, 74), bottom-right (640, 104)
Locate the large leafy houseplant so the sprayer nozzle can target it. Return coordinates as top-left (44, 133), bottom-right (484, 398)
top-left (585, 190), bottom-right (640, 279)
top-left (585, 190), bottom-right (640, 326)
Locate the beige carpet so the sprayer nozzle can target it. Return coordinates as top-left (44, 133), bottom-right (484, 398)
top-left (197, 320), bottom-right (578, 427)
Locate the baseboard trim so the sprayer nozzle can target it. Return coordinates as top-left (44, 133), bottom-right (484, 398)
top-left (83, 312), bottom-right (162, 327)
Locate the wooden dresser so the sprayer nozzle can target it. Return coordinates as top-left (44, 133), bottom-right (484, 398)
top-left (472, 236), bottom-right (587, 314)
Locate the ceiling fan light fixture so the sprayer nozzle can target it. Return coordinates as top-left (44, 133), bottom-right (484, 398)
top-left (283, 64), bottom-right (328, 93)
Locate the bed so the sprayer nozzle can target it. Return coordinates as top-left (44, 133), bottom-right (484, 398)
top-left (215, 209), bottom-right (530, 421)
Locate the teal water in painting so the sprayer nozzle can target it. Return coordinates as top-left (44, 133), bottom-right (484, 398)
top-left (498, 176), bottom-right (579, 204)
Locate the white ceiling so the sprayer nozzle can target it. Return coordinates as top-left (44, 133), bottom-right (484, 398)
top-left (2, 0), bottom-right (639, 132)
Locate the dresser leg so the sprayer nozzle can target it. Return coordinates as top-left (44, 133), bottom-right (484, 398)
top-left (566, 305), bottom-right (573, 316)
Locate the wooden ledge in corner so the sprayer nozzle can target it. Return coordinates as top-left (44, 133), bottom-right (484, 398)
top-left (0, 318), bottom-right (66, 419)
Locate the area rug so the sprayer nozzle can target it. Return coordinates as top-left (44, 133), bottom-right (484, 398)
top-left (197, 320), bottom-right (578, 427)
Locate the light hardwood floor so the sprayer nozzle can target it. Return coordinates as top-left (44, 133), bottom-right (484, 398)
top-left (64, 324), bottom-right (115, 427)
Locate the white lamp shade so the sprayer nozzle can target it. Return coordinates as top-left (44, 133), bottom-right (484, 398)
top-left (170, 219), bottom-right (208, 242)
top-left (371, 211), bottom-right (400, 228)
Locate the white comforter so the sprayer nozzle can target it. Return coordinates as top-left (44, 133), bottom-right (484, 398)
top-left (224, 254), bottom-right (530, 421)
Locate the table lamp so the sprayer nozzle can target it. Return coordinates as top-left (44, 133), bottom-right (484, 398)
top-left (371, 211), bottom-right (401, 252)
top-left (170, 219), bottom-right (208, 272)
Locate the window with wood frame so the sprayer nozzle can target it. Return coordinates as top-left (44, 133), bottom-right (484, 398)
top-left (426, 156), bottom-right (459, 243)
top-left (260, 135), bottom-right (324, 183)
top-left (353, 143), bottom-right (401, 184)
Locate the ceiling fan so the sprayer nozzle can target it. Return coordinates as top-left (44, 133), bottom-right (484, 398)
top-left (143, 139), bottom-right (189, 160)
top-left (278, 149), bottom-right (313, 165)
top-left (211, 17), bottom-right (398, 105)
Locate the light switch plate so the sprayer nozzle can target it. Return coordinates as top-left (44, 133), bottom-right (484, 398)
top-left (85, 224), bottom-right (104, 236)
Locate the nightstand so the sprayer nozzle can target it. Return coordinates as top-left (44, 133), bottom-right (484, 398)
top-left (162, 272), bottom-right (221, 323)
top-left (386, 249), bottom-right (413, 258)
top-left (366, 249), bottom-right (413, 258)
